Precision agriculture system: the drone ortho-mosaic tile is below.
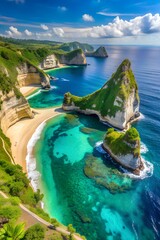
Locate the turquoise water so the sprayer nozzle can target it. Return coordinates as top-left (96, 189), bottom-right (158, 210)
top-left (30, 46), bottom-right (160, 239)
top-left (35, 113), bottom-right (153, 240)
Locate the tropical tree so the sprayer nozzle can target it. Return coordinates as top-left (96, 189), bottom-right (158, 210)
top-left (23, 223), bottom-right (45, 240)
top-left (0, 222), bottom-right (25, 240)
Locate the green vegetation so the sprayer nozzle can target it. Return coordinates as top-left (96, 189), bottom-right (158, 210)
top-left (63, 59), bottom-right (139, 117)
top-left (64, 49), bottom-right (83, 61)
top-left (0, 129), bottom-right (44, 210)
top-left (0, 196), bottom-right (21, 223)
top-left (23, 223), bottom-right (45, 240)
top-left (0, 223), bottom-right (25, 240)
top-left (104, 127), bottom-right (140, 156)
top-left (58, 41), bottom-right (94, 52)
top-left (0, 128), bottom-right (12, 161)
top-left (0, 47), bottom-right (23, 100)
top-left (67, 224), bottom-right (76, 234)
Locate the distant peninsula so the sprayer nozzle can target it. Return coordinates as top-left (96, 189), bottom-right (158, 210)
top-left (63, 59), bottom-right (140, 129)
top-left (85, 46), bottom-right (108, 58)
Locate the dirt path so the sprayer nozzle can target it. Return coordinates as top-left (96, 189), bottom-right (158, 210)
top-left (0, 137), bottom-right (14, 164)
top-left (0, 191), bottom-right (83, 240)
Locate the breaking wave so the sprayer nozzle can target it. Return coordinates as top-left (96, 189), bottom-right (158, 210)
top-left (95, 141), bottom-right (153, 179)
top-left (26, 121), bottom-right (46, 191)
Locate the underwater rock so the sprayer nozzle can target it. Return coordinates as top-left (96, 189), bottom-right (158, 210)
top-left (84, 154), bottom-right (132, 194)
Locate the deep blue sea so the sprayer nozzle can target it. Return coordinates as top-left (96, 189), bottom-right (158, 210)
top-left (28, 46), bottom-right (160, 240)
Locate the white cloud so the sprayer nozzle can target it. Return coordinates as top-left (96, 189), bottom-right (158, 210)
top-left (58, 6), bottom-right (67, 12)
top-left (40, 24), bottom-right (49, 31)
top-left (6, 26), bottom-right (22, 37)
top-left (82, 14), bottom-right (94, 22)
top-left (8, 0), bottom-right (25, 4)
top-left (97, 12), bottom-right (137, 17)
top-left (53, 28), bottom-right (64, 37)
top-left (67, 13), bottom-right (160, 38)
top-left (24, 29), bottom-right (32, 36)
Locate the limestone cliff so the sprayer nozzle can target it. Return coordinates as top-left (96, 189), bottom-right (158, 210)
top-left (0, 46), bottom-right (50, 133)
top-left (57, 49), bottom-right (87, 66)
top-left (63, 59), bottom-right (140, 129)
top-left (17, 62), bottom-right (50, 89)
top-left (39, 54), bottom-right (58, 70)
top-left (39, 49), bottom-right (87, 69)
top-left (86, 46), bottom-right (108, 58)
top-left (0, 90), bottom-right (33, 133)
top-left (103, 128), bottom-right (143, 174)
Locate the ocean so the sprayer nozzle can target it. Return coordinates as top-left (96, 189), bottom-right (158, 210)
top-left (27, 45), bottom-right (160, 240)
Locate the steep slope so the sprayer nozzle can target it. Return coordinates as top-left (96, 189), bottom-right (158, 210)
top-left (58, 49), bottom-right (87, 65)
top-left (39, 49), bottom-right (87, 69)
top-left (0, 46), bottom-right (50, 132)
top-left (86, 46), bottom-right (108, 58)
top-left (103, 127), bottom-right (143, 173)
top-left (63, 59), bottom-right (140, 129)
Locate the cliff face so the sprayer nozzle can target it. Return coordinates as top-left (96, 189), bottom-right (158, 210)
top-left (86, 46), bottom-right (108, 58)
top-left (39, 54), bottom-right (58, 70)
top-left (39, 49), bottom-right (87, 69)
top-left (0, 90), bottom-right (33, 133)
top-left (17, 62), bottom-right (50, 89)
top-left (0, 46), bottom-right (50, 133)
top-left (58, 49), bottom-right (87, 66)
top-left (63, 59), bottom-right (140, 129)
top-left (103, 128), bottom-right (143, 173)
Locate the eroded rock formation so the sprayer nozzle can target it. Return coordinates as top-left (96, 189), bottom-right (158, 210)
top-left (63, 59), bottom-right (140, 129)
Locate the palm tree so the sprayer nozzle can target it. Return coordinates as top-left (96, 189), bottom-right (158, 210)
top-left (0, 222), bottom-right (25, 240)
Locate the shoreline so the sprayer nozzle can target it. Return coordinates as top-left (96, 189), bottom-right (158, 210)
top-left (20, 86), bottom-right (40, 97)
top-left (6, 107), bottom-right (62, 172)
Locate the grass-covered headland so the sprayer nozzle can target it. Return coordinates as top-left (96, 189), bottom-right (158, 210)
top-left (104, 127), bottom-right (141, 157)
top-left (63, 59), bottom-right (139, 118)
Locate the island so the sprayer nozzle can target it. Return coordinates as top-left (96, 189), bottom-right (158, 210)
top-left (63, 59), bottom-right (140, 129)
top-left (103, 127), bottom-right (144, 175)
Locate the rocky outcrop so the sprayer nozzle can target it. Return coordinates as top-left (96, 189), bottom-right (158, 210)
top-left (86, 46), bottom-right (108, 58)
top-left (0, 49), bottom-right (50, 133)
top-left (17, 63), bottom-right (50, 89)
top-left (63, 59), bottom-right (140, 130)
top-left (103, 128), bottom-right (144, 174)
top-left (39, 49), bottom-right (87, 69)
top-left (39, 54), bottom-right (58, 70)
top-left (0, 90), bottom-right (33, 133)
top-left (58, 49), bottom-right (87, 65)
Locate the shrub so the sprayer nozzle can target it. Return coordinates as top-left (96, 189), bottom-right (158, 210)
top-left (23, 223), bottom-right (45, 240)
top-left (67, 224), bottom-right (76, 234)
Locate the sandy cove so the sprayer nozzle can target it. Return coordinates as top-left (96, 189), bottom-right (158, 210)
top-left (6, 65), bottom-right (68, 172)
top-left (20, 86), bottom-right (40, 97)
top-left (6, 106), bottom-right (62, 172)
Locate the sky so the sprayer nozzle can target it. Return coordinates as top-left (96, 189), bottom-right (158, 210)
top-left (0, 0), bottom-right (160, 45)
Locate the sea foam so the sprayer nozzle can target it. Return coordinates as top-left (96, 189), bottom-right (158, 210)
top-left (61, 78), bottom-right (70, 82)
top-left (26, 89), bottom-right (41, 100)
top-left (26, 121), bottom-right (46, 191)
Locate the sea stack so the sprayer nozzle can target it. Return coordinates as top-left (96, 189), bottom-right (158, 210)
top-left (103, 127), bottom-right (144, 174)
top-left (63, 59), bottom-right (140, 129)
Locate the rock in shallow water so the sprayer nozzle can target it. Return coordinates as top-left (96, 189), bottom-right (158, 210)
top-left (84, 154), bottom-right (133, 194)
